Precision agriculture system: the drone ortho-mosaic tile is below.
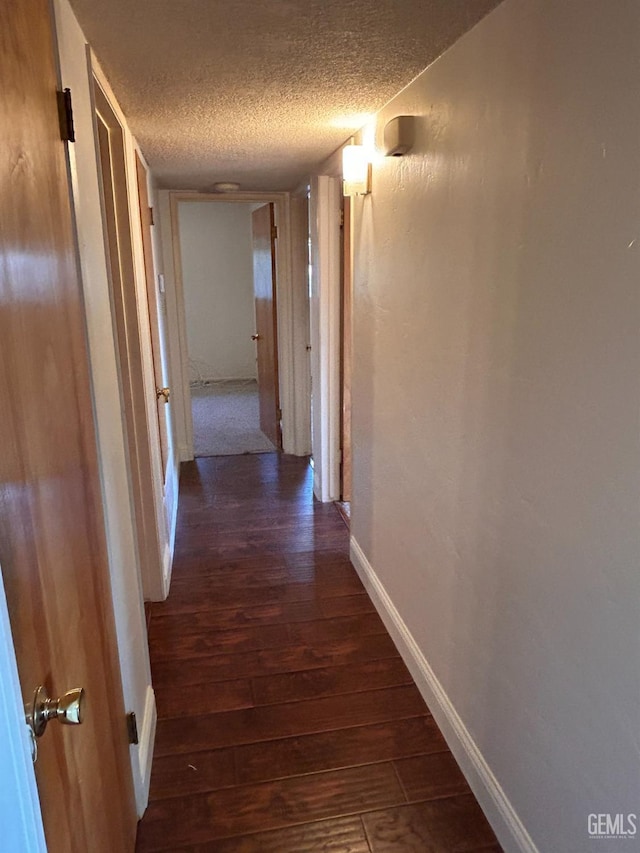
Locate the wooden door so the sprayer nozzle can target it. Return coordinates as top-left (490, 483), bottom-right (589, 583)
top-left (135, 152), bottom-right (169, 478)
top-left (251, 203), bottom-right (282, 449)
top-left (0, 0), bottom-right (137, 850)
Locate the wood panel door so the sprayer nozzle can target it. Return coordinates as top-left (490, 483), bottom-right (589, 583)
top-left (252, 203), bottom-right (282, 449)
top-left (0, 0), bottom-right (137, 850)
top-left (135, 152), bottom-right (170, 478)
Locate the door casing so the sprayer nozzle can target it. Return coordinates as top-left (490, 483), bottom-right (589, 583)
top-left (309, 175), bottom-right (342, 502)
top-left (164, 191), bottom-right (307, 459)
top-left (95, 80), bottom-right (167, 602)
top-left (135, 151), bottom-right (171, 479)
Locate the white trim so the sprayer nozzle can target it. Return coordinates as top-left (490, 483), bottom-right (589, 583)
top-left (164, 453), bottom-right (179, 563)
top-left (130, 685), bottom-right (157, 817)
top-left (162, 540), bottom-right (173, 600)
top-left (92, 57), bottom-right (169, 604)
top-left (168, 192), bottom-right (195, 460)
top-left (160, 442), bottom-right (178, 601)
top-left (0, 569), bottom-right (47, 852)
top-left (164, 191), bottom-right (301, 459)
top-left (309, 176), bottom-right (341, 502)
top-left (349, 536), bottom-right (539, 853)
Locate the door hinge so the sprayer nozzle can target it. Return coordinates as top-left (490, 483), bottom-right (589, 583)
top-left (149, 206), bottom-right (155, 226)
top-left (56, 88), bottom-right (75, 143)
top-left (126, 711), bottom-right (139, 745)
top-left (271, 225), bottom-right (278, 241)
top-left (276, 407), bottom-right (282, 421)
top-left (339, 207), bottom-right (345, 228)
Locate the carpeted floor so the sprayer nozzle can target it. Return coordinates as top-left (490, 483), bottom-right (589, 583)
top-left (191, 380), bottom-right (277, 457)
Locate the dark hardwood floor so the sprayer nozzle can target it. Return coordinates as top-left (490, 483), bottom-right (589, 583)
top-left (136, 454), bottom-right (502, 852)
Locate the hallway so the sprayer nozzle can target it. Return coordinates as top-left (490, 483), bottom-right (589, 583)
top-left (136, 455), bottom-right (501, 851)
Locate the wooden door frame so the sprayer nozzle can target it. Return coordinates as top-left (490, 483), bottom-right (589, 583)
top-left (166, 191), bottom-right (303, 459)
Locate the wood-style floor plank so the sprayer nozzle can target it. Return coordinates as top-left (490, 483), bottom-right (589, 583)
top-left (136, 454), bottom-right (501, 851)
top-left (150, 632), bottom-right (401, 688)
top-left (363, 794), bottom-right (499, 852)
top-left (251, 656), bottom-right (413, 705)
top-left (153, 678), bottom-right (254, 720)
top-left (149, 599), bottom-right (329, 640)
top-left (149, 621), bottom-right (291, 663)
top-left (394, 752), bottom-right (471, 802)
top-left (155, 684), bottom-right (428, 756)
top-left (137, 764), bottom-right (404, 849)
top-left (197, 814), bottom-right (371, 852)
top-left (148, 747), bottom-right (236, 801)
top-left (235, 717), bottom-right (448, 785)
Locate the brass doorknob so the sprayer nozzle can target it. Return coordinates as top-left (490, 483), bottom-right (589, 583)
top-left (26, 686), bottom-right (85, 738)
top-left (251, 334), bottom-right (260, 341)
top-left (156, 386), bottom-right (170, 403)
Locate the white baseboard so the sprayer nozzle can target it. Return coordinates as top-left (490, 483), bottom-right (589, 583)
top-left (178, 443), bottom-right (193, 463)
top-left (131, 685), bottom-right (157, 817)
top-left (161, 460), bottom-right (179, 600)
top-left (162, 539), bottom-right (172, 600)
top-left (349, 536), bottom-right (538, 853)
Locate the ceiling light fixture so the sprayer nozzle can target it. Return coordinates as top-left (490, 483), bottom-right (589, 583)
top-left (211, 181), bottom-right (240, 193)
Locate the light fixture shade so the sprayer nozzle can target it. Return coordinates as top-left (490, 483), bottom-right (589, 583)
top-left (342, 145), bottom-right (371, 196)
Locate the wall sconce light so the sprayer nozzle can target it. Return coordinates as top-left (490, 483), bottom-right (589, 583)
top-left (342, 145), bottom-right (371, 196)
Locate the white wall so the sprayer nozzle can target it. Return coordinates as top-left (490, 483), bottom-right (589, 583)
top-left (349, 1), bottom-right (640, 851)
top-left (178, 202), bottom-right (257, 383)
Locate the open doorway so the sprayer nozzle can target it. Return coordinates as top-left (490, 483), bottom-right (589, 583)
top-left (175, 199), bottom-right (281, 457)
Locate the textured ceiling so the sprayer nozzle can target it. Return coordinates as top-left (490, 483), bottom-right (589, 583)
top-left (69, 0), bottom-right (502, 191)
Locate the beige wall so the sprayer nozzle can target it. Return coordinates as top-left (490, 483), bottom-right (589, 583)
top-left (178, 201), bottom-right (257, 383)
top-left (350, 1), bottom-right (640, 850)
